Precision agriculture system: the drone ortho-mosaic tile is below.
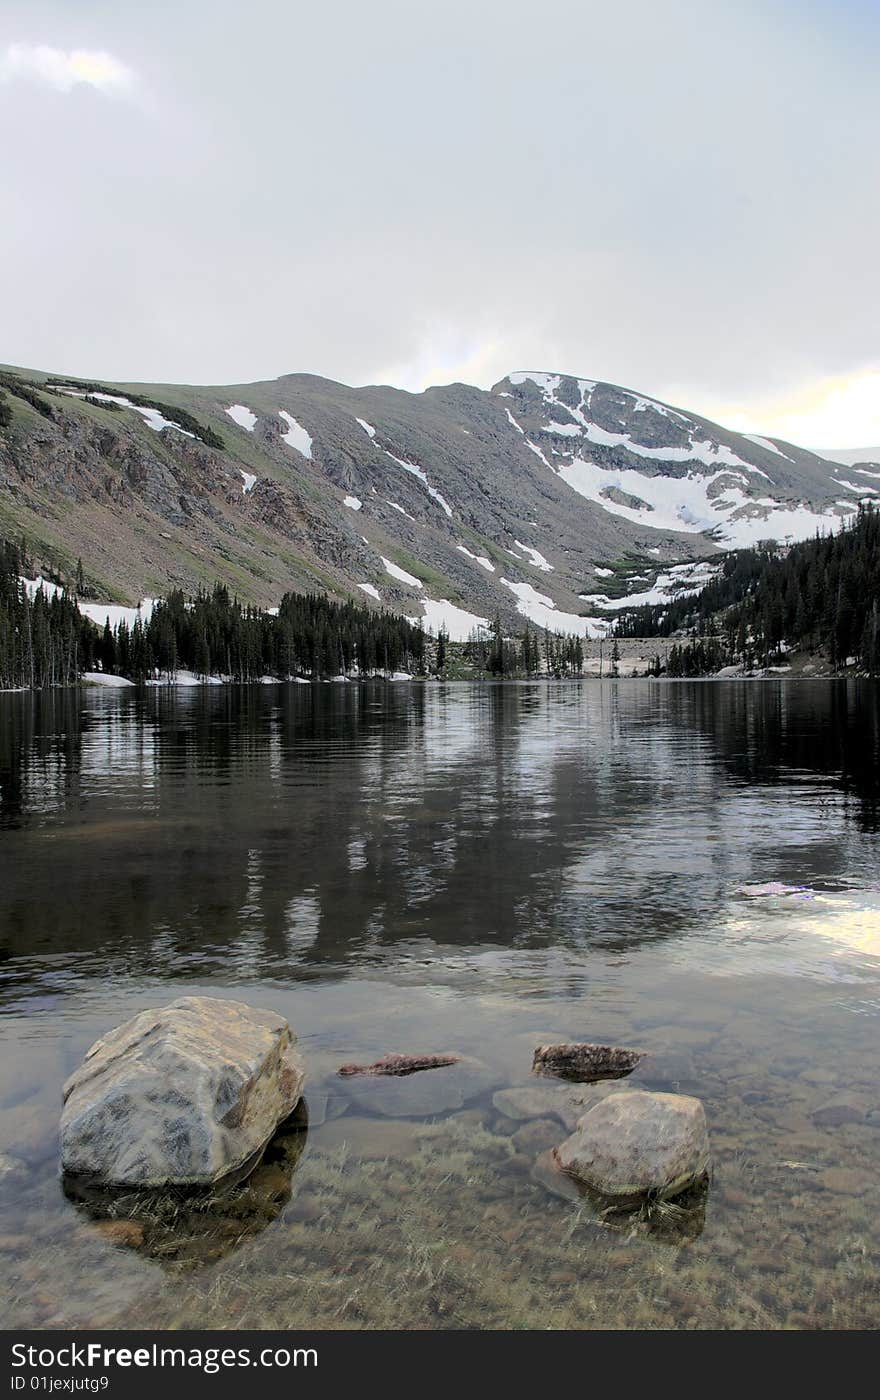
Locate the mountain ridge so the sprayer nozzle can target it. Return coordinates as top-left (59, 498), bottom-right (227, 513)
top-left (0, 362), bottom-right (872, 638)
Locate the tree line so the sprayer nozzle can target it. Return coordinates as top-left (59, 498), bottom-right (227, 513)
top-left (1, 542), bottom-right (426, 688)
top-left (0, 540), bottom-right (95, 689)
top-left (98, 585), bottom-right (426, 682)
top-left (615, 505), bottom-right (880, 675)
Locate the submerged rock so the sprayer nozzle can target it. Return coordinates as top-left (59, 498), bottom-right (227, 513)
top-left (492, 1085), bottom-right (587, 1129)
top-left (340, 1058), bottom-right (495, 1118)
top-left (811, 1095), bottom-right (868, 1128)
top-left (0, 1150), bottom-right (27, 1183)
top-left (628, 1049), bottom-right (700, 1094)
top-left (511, 1118), bottom-right (562, 1155)
top-left (553, 1090), bottom-right (710, 1201)
top-left (64, 1110), bottom-right (308, 1268)
top-left (60, 996), bottom-right (305, 1186)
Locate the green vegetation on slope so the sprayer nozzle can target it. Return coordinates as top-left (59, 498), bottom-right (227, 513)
top-left (44, 377), bottom-right (226, 449)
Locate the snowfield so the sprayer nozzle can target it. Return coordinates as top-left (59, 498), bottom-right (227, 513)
top-left (512, 540), bottom-right (553, 572)
top-left (553, 454), bottom-right (851, 546)
top-left (80, 598), bottom-right (157, 630)
top-left (411, 598), bottom-right (489, 641)
top-left (358, 583), bottom-right (381, 600)
top-left (21, 577), bottom-right (156, 631)
top-left (386, 500), bottom-right (415, 519)
top-left (226, 404), bottom-right (257, 432)
top-left (57, 389), bottom-right (194, 436)
top-left (502, 369), bottom-right (858, 548)
top-left (579, 559), bottom-right (720, 610)
top-left (385, 451), bottom-right (453, 517)
top-left (499, 578), bottom-right (609, 639)
top-left (356, 418), bottom-right (377, 438)
top-left (279, 411), bottom-right (313, 459)
top-left (456, 544), bottom-right (495, 572)
top-left (240, 470), bottom-right (257, 494)
top-left (20, 574), bottom-right (63, 601)
top-left (744, 433), bottom-right (792, 461)
top-left (344, 495), bottom-right (363, 510)
top-left (381, 557), bottom-right (423, 588)
top-left (509, 372), bottom-right (765, 474)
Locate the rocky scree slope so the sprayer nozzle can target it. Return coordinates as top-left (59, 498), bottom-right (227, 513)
top-left (0, 365), bottom-right (867, 638)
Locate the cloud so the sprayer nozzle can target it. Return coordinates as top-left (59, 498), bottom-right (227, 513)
top-left (692, 369), bottom-right (880, 451)
top-left (1, 44), bottom-right (135, 95)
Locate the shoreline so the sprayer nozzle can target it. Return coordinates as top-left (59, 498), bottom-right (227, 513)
top-left (2, 671), bottom-right (871, 697)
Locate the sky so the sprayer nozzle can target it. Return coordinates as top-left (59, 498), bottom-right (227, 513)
top-left (1, 0), bottom-right (877, 448)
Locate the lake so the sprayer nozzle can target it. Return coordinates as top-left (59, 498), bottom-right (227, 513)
top-left (0, 679), bottom-right (878, 1329)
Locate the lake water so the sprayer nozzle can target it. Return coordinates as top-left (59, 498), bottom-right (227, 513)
top-left (0, 679), bottom-right (878, 1330)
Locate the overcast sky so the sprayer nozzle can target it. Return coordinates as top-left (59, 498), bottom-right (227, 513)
top-left (1, 0), bottom-right (877, 446)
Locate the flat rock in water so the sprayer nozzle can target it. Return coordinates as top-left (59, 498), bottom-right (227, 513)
top-left (532, 1148), bottom-right (583, 1203)
top-left (554, 1089), bottom-right (710, 1201)
top-left (0, 1151), bottom-right (27, 1183)
top-left (341, 1059), bottom-right (495, 1118)
top-left (60, 996), bottom-right (305, 1186)
top-left (338, 1053), bottom-right (460, 1077)
top-left (313, 1115), bottom-right (425, 1160)
top-left (492, 1085), bottom-right (591, 1129)
top-left (532, 1042), bottom-right (643, 1082)
top-left (811, 1096), bottom-right (868, 1128)
top-left (511, 1118), bottom-right (562, 1155)
top-left (628, 1050), bottom-right (700, 1093)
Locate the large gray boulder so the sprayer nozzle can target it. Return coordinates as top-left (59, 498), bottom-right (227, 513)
top-left (553, 1089), bottom-right (710, 1201)
top-left (60, 996), bottom-right (305, 1186)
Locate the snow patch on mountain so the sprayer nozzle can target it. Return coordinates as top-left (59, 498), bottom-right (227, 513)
top-left (512, 540), bottom-right (553, 572)
top-left (344, 495), bottom-right (362, 510)
top-left (57, 389), bottom-right (195, 437)
top-left (240, 470), bottom-right (257, 494)
top-left (508, 371), bottom-right (775, 478)
top-left (525, 440), bottom-right (552, 469)
top-left (456, 544), bottom-right (495, 572)
top-left (744, 433), bottom-right (792, 461)
top-left (226, 404), bottom-right (257, 432)
top-left (381, 557), bottom-right (422, 588)
top-left (509, 371), bottom-right (598, 399)
top-left (413, 598), bottom-right (489, 641)
top-left (356, 417), bottom-right (377, 439)
top-left (21, 575), bottom-right (157, 631)
top-left (832, 477), bottom-right (877, 496)
top-left (20, 574), bottom-right (63, 601)
top-left (545, 419), bottom-right (768, 474)
top-left (358, 583), bottom-right (381, 600)
top-left (553, 454), bottom-right (851, 546)
top-left (384, 450), bottom-right (453, 517)
top-left (279, 411), bottom-right (313, 459)
top-left (579, 560), bottom-right (720, 610)
top-left (499, 578), bottom-right (608, 639)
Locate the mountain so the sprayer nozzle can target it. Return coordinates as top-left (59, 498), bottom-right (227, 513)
top-left (0, 364), bottom-right (872, 638)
